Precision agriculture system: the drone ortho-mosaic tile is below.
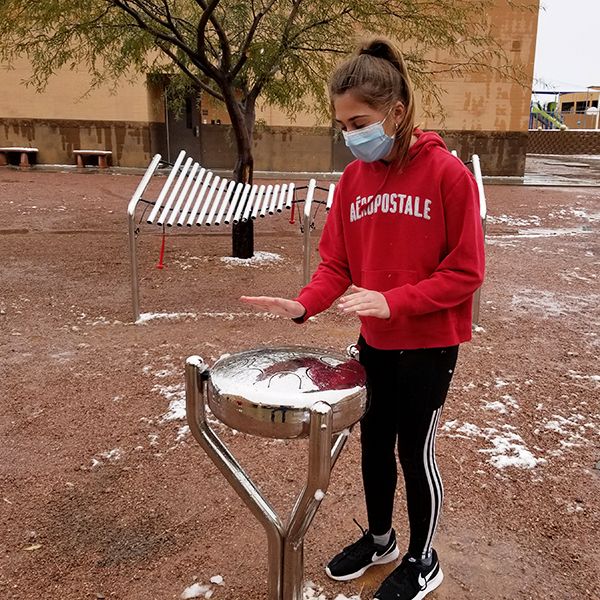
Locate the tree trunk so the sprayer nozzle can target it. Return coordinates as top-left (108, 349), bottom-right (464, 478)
top-left (225, 93), bottom-right (255, 258)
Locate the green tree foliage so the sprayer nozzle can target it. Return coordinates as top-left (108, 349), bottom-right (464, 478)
top-left (0, 0), bottom-right (528, 255)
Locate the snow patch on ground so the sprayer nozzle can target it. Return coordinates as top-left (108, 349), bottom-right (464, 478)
top-left (153, 382), bottom-right (220, 429)
top-left (479, 429), bottom-right (545, 469)
top-left (560, 269), bottom-right (597, 285)
top-left (442, 421), bottom-right (545, 469)
top-left (567, 370), bottom-right (600, 388)
top-left (570, 206), bottom-right (600, 222)
top-left (488, 227), bottom-right (593, 241)
top-left (198, 311), bottom-right (279, 320)
top-left (511, 289), bottom-right (599, 319)
top-left (154, 383), bottom-right (187, 422)
top-left (221, 251), bottom-right (282, 267)
top-left (535, 412), bottom-right (598, 453)
top-left (90, 447), bottom-right (123, 468)
top-left (180, 583), bottom-right (213, 599)
top-left (304, 581), bottom-right (361, 600)
top-left (482, 401), bottom-right (508, 414)
top-left (79, 313), bottom-right (123, 326)
top-left (137, 311), bottom-right (197, 323)
top-left (487, 214), bottom-right (541, 227)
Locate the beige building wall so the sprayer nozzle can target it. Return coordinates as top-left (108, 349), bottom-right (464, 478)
top-left (419, 0), bottom-right (538, 133)
top-left (0, 58), bottom-right (163, 122)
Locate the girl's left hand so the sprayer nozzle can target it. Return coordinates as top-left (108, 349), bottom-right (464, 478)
top-left (338, 285), bottom-right (391, 319)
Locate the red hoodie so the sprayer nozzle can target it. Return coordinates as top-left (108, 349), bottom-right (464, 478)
top-left (295, 130), bottom-right (485, 350)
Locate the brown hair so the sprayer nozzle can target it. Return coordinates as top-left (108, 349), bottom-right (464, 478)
top-left (329, 38), bottom-right (415, 164)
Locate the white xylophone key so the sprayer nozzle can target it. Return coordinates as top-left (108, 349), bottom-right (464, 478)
top-left (162, 161), bottom-right (199, 226)
top-left (276, 184), bottom-right (287, 212)
top-left (304, 178), bottom-right (317, 218)
top-left (147, 150), bottom-right (186, 223)
top-left (285, 183), bottom-right (295, 209)
top-left (176, 167), bottom-right (206, 226)
top-left (260, 185), bottom-right (273, 217)
top-left (186, 171), bottom-right (213, 226)
top-left (251, 185), bottom-right (266, 219)
top-left (326, 183), bottom-right (336, 210)
top-left (215, 180), bottom-right (236, 226)
top-left (268, 184), bottom-right (280, 215)
top-left (241, 185), bottom-right (259, 222)
top-left (224, 182), bottom-right (244, 224)
top-left (155, 156), bottom-right (193, 225)
top-left (205, 178), bottom-right (228, 226)
top-left (233, 184), bottom-right (251, 223)
top-left (196, 176), bottom-right (221, 225)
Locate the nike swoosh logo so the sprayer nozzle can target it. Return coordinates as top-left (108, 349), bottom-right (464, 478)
top-left (372, 548), bottom-right (390, 561)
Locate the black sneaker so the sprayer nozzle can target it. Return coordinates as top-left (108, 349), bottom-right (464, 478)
top-left (373, 550), bottom-right (443, 600)
top-left (325, 522), bottom-right (399, 581)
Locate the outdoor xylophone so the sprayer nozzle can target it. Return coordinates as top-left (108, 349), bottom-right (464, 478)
top-left (127, 150), bottom-right (335, 322)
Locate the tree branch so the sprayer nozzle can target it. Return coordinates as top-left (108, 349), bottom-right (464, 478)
top-left (230, 0), bottom-right (278, 79)
top-left (110, 0), bottom-right (217, 81)
top-left (194, 0), bottom-right (231, 70)
top-left (246, 0), bottom-right (306, 103)
top-left (156, 41), bottom-right (225, 102)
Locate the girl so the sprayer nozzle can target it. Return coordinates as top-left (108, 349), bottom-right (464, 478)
top-left (241, 38), bottom-right (485, 600)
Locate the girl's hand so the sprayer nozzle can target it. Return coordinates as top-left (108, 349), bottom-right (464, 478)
top-left (240, 296), bottom-right (306, 319)
top-left (338, 285), bottom-right (391, 319)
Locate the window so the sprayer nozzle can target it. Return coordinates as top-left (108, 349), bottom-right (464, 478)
top-left (561, 102), bottom-right (574, 112)
top-left (576, 101), bottom-right (587, 112)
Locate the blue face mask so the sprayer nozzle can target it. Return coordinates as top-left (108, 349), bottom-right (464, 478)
top-left (342, 112), bottom-right (396, 162)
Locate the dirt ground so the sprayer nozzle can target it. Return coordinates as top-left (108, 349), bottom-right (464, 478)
top-left (0, 166), bottom-right (599, 600)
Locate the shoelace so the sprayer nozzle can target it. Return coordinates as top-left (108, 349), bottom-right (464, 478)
top-left (353, 517), bottom-right (367, 536)
top-left (342, 519), bottom-right (374, 558)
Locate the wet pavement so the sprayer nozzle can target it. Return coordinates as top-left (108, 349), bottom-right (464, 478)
top-left (522, 154), bottom-right (600, 186)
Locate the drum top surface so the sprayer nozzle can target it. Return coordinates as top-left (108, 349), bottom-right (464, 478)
top-left (209, 346), bottom-right (366, 409)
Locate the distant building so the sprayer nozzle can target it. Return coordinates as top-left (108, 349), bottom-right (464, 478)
top-left (558, 90), bottom-right (600, 130)
top-left (0, 0), bottom-right (539, 176)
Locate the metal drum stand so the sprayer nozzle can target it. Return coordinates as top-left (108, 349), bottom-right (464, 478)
top-left (185, 346), bottom-right (366, 600)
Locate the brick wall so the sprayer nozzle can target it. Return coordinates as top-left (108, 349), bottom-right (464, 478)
top-left (528, 130), bottom-right (600, 155)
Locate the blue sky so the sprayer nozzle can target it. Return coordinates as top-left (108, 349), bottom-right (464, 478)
top-left (533, 0), bottom-right (599, 91)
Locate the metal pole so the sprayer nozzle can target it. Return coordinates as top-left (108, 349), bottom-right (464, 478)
top-left (471, 154), bottom-right (486, 327)
top-left (302, 179), bottom-right (317, 286)
top-left (126, 153), bottom-right (163, 322)
top-left (164, 91), bottom-right (171, 163)
top-left (282, 402), bottom-right (333, 600)
top-left (185, 357), bottom-right (285, 600)
top-left (128, 214), bottom-right (141, 322)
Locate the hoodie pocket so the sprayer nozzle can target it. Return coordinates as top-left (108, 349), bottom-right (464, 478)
top-left (360, 268), bottom-right (419, 292)
top-left (360, 269), bottom-right (419, 331)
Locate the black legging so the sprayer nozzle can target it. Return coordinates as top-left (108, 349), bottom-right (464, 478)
top-left (358, 336), bottom-right (459, 560)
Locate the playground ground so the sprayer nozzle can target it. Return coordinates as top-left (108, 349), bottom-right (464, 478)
top-left (0, 165), bottom-right (599, 600)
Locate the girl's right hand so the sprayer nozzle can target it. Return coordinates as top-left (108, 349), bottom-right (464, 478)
top-left (240, 296), bottom-right (306, 319)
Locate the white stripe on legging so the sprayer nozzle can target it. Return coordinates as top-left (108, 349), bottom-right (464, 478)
top-left (422, 407), bottom-right (443, 559)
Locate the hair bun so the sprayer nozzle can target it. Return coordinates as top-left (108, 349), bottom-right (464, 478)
top-left (359, 41), bottom-right (388, 58)
top-left (358, 38), bottom-right (402, 72)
